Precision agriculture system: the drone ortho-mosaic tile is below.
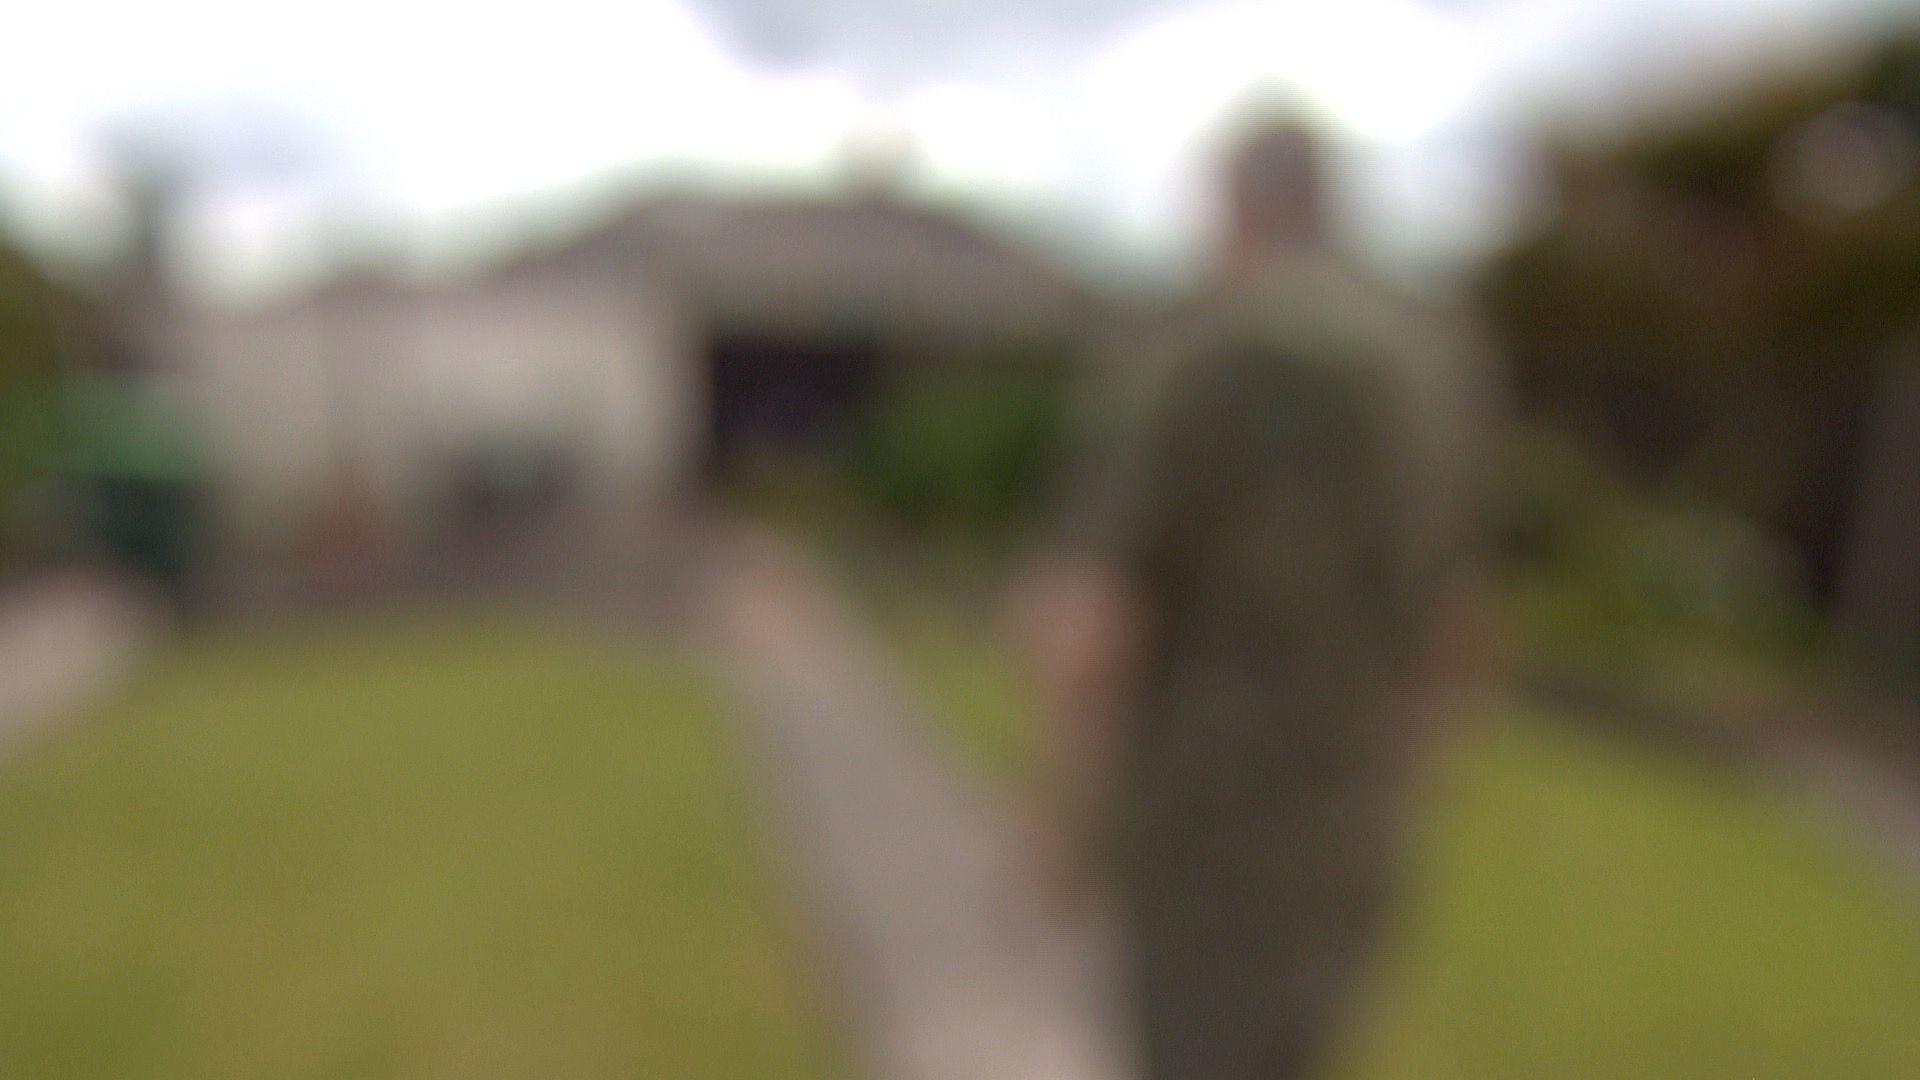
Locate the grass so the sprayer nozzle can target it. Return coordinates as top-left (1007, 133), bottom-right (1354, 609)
top-left (0, 611), bottom-right (838, 1080)
top-left (1335, 717), bottom-right (1920, 1079)
top-left (859, 587), bottom-right (1040, 785)
top-left (870, 586), bottom-right (1920, 1079)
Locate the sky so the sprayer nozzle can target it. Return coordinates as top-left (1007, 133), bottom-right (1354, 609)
top-left (3, 0), bottom-right (1916, 296)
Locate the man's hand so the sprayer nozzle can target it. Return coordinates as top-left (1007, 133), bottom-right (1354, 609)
top-left (1005, 557), bottom-right (1144, 919)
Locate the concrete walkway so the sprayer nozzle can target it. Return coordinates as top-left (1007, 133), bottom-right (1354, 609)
top-left (700, 527), bottom-right (1134, 1080)
top-left (0, 569), bottom-right (160, 757)
top-left (1758, 715), bottom-right (1920, 893)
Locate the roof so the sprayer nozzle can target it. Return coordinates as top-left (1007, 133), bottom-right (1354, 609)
top-left (547, 190), bottom-right (1100, 343)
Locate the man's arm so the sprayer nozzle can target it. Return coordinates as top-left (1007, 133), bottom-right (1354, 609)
top-left (1009, 556), bottom-right (1146, 905)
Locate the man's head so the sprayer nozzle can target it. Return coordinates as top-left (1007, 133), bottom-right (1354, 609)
top-left (1221, 104), bottom-right (1332, 267)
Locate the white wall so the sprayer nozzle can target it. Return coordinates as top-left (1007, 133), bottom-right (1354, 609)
top-left (172, 264), bottom-right (701, 549)
top-left (411, 267), bottom-right (699, 508)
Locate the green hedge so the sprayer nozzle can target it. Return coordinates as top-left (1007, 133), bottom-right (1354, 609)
top-left (845, 359), bottom-right (1071, 536)
top-left (1501, 424), bottom-right (1836, 707)
top-left (0, 242), bottom-right (68, 568)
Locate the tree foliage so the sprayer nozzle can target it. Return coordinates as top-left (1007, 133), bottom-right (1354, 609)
top-left (0, 239), bottom-right (69, 564)
top-left (1482, 38), bottom-right (1920, 596)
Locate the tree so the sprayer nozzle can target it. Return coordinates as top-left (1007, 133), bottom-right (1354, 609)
top-left (0, 238), bottom-right (69, 569)
top-left (1482, 37), bottom-right (1920, 602)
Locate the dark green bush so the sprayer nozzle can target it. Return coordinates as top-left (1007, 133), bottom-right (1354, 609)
top-left (1502, 423), bottom-right (1832, 705)
top-left (845, 357), bottom-right (1071, 537)
top-left (0, 242), bottom-right (68, 569)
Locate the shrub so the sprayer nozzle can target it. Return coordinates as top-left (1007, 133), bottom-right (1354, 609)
top-left (845, 354), bottom-right (1071, 537)
top-left (0, 243), bottom-right (67, 569)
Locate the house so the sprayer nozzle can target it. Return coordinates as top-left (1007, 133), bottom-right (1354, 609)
top-left (163, 184), bottom-right (1099, 586)
top-left (507, 188), bottom-right (1097, 477)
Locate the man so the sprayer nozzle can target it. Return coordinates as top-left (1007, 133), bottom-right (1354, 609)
top-left (1019, 107), bottom-right (1500, 1078)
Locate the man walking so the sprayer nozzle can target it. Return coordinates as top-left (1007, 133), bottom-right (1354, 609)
top-left (1020, 106), bottom-right (1500, 1079)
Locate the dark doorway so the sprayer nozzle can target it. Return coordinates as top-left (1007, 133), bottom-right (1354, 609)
top-left (705, 329), bottom-right (879, 476)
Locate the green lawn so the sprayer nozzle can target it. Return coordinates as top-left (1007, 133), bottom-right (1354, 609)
top-left (874, 592), bottom-right (1920, 1079)
top-left (864, 591), bottom-right (1040, 785)
top-left (1335, 718), bottom-right (1920, 1079)
top-left (0, 612), bottom-right (837, 1079)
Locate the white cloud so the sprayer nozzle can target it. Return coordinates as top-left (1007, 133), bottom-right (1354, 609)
top-left (2, 0), bottom-right (1912, 290)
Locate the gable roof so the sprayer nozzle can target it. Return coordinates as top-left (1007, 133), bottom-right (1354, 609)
top-left (537, 189), bottom-right (1099, 342)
